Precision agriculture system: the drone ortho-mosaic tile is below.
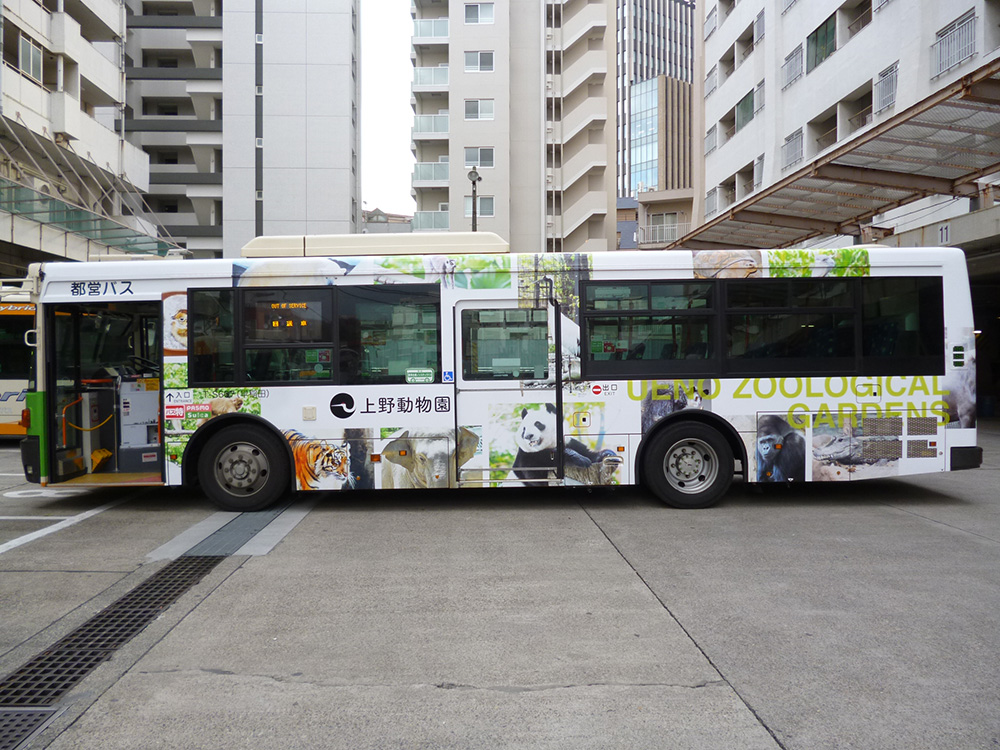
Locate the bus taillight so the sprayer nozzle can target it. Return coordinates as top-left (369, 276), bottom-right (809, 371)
top-left (19, 408), bottom-right (29, 429)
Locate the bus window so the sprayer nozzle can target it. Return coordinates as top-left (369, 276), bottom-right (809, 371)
top-left (861, 277), bottom-right (943, 375)
top-left (582, 281), bottom-right (716, 376)
top-left (338, 285), bottom-right (440, 385)
top-left (189, 290), bottom-right (235, 384)
top-left (724, 279), bottom-right (856, 374)
top-left (0, 309), bottom-right (32, 380)
top-left (461, 308), bottom-right (548, 380)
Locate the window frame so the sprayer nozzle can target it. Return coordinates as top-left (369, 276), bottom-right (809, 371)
top-left (188, 284), bottom-right (442, 387)
top-left (464, 50), bottom-right (495, 72)
top-left (464, 98), bottom-right (494, 121)
top-left (579, 276), bottom-right (945, 380)
top-left (806, 13), bottom-right (836, 73)
top-left (464, 3), bottom-right (494, 24)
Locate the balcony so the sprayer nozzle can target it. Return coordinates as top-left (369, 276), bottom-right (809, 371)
top-left (413, 18), bottom-right (448, 43)
top-left (412, 162), bottom-right (449, 187)
top-left (412, 66), bottom-right (449, 93)
top-left (639, 222), bottom-right (690, 244)
top-left (412, 113), bottom-right (449, 140)
top-left (412, 210), bottom-right (449, 231)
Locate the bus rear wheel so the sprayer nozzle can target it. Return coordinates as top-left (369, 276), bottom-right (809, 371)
top-left (643, 423), bottom-right (733, 509)
top-left (198, 425), bottom-right (290, 512)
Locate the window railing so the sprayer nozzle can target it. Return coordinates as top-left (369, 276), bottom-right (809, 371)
top-left (705, 188), bottom-right (719, 218)
top-left (639, 222), bottom-right (690, 244)
top-left (815, 126), bottom-right (837, 151)
top-left (705, 66), bottom-right (718, 97)
top-left (705, 125), bottom-right (718, 156)
top-left (933, 15), bottom-right (976, 77)
top-left (782, 45), bottom-right (803, 89)
top-left (874, 64), bottom-right (898, 113)
top-left (849, 106), bottom-right (873, 132)
top-left (782, 0), bottom-right (798, 13)
top-left (782, 129), bottom-right (803, 170)
top-left (704, 7), bottom-right (717, 39)
top-left (413, 18), bottom-right (449, 38)
top-left (848, 6), bottom-right (872, 38)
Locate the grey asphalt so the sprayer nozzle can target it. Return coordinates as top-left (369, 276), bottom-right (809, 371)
top-left (1, 422), bottom-right (998, 749)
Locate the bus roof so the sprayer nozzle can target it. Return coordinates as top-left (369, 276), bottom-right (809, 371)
top-left (241, 231), bottom-right (510, 258)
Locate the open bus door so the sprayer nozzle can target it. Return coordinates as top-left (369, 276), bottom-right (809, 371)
top-left (43, 301), bottom-right (164, 486)
top-left (453, 295), bottom-right (564, 487)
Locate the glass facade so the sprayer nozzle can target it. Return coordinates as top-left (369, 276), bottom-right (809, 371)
top-left (629, 78), bottom-right (659, 195)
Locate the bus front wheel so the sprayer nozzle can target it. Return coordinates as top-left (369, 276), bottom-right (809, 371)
top-left (642, 423), bottom-right (733, 509)
top-left (198, 425), bottom-right (290, 512)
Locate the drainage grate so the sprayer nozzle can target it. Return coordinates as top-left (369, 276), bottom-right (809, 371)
top-left (0, 709), bottom-right (56, 750)
top-left (0, 556), bottom-right (224, 709)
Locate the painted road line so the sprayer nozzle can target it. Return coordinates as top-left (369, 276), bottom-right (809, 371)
top-left (0, 498), bottom-right (132, 555)
top-left (0, 516), bottom-right (72, 521)
top-left (233, 496), bottom-right (319, 556)
top-left (146, 511), bottom-right (240, 561)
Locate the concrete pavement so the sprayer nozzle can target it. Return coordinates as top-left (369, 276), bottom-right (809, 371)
top-left (1, 422), bottom-right (998, 748)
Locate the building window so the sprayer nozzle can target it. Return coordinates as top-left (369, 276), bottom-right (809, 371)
top-left (464, 99), bottom-right (494, 120)
top-left (705, 125), bottom-right (718, 156)
top-left (464, 51), bottom-right (494, 72)
top-left (647, 213), bottom-right (679, 243)
top-left (464, 147), bottom-right (495, 168)
top-left (735, 90), bottom-right (755, 132)
top-left (465, 3), bottom-right (494, 24)
top-left (18, 34), bottom-right (43, 82)
top-left (806, 14), bottom-right (836, 73)
top-left (464, 195), bottom-right (495, 217)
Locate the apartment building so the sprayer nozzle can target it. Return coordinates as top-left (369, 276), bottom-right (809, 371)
top-left (699, 0), bottom-right (1000, 231)
top-left (0, 0), bottom-right (167, 269)
top-left (125, 0), bottom-right (361, 258)
top-left (410, 0), bottom-right (617, 253)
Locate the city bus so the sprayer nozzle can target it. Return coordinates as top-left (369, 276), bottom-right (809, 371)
top-left (0, 296), bottom-right (34, 438)
top-left (13, 233), bottom-right (981, 510)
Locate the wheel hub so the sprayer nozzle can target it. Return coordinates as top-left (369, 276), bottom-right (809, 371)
top-left (218, 444), bottom-right (266, 492)
top-left (670, 447), bottom-right (704, 480)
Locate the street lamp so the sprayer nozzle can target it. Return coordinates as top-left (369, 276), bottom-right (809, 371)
top-left (468, 168), bottom-right (482, 231)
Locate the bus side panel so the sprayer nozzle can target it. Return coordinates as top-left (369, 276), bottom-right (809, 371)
top-left (21, 390), bottom-right (48, 483)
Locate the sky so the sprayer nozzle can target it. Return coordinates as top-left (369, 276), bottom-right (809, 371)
top-left (360, 0), bottom-right (417, 217)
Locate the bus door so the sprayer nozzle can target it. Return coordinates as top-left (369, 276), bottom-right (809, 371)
top-left (45, 301), bottom-right (163, 485)
top-left (454, 298), bottom-right (563, 487)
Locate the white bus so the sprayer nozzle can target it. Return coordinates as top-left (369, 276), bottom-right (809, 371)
top-left (0, 296), bottom-right (34, 438)
top-left (14, 233), bottom-right (981, 510)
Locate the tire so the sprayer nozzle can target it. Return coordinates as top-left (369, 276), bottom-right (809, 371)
top-left (642, 422), bottom-right (734, 509)
top-left (197, 425), bottom-right (290, 512)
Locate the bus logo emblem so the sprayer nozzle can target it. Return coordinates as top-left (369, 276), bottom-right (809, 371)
top-left (330, 393), bottom-right (355, 419)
